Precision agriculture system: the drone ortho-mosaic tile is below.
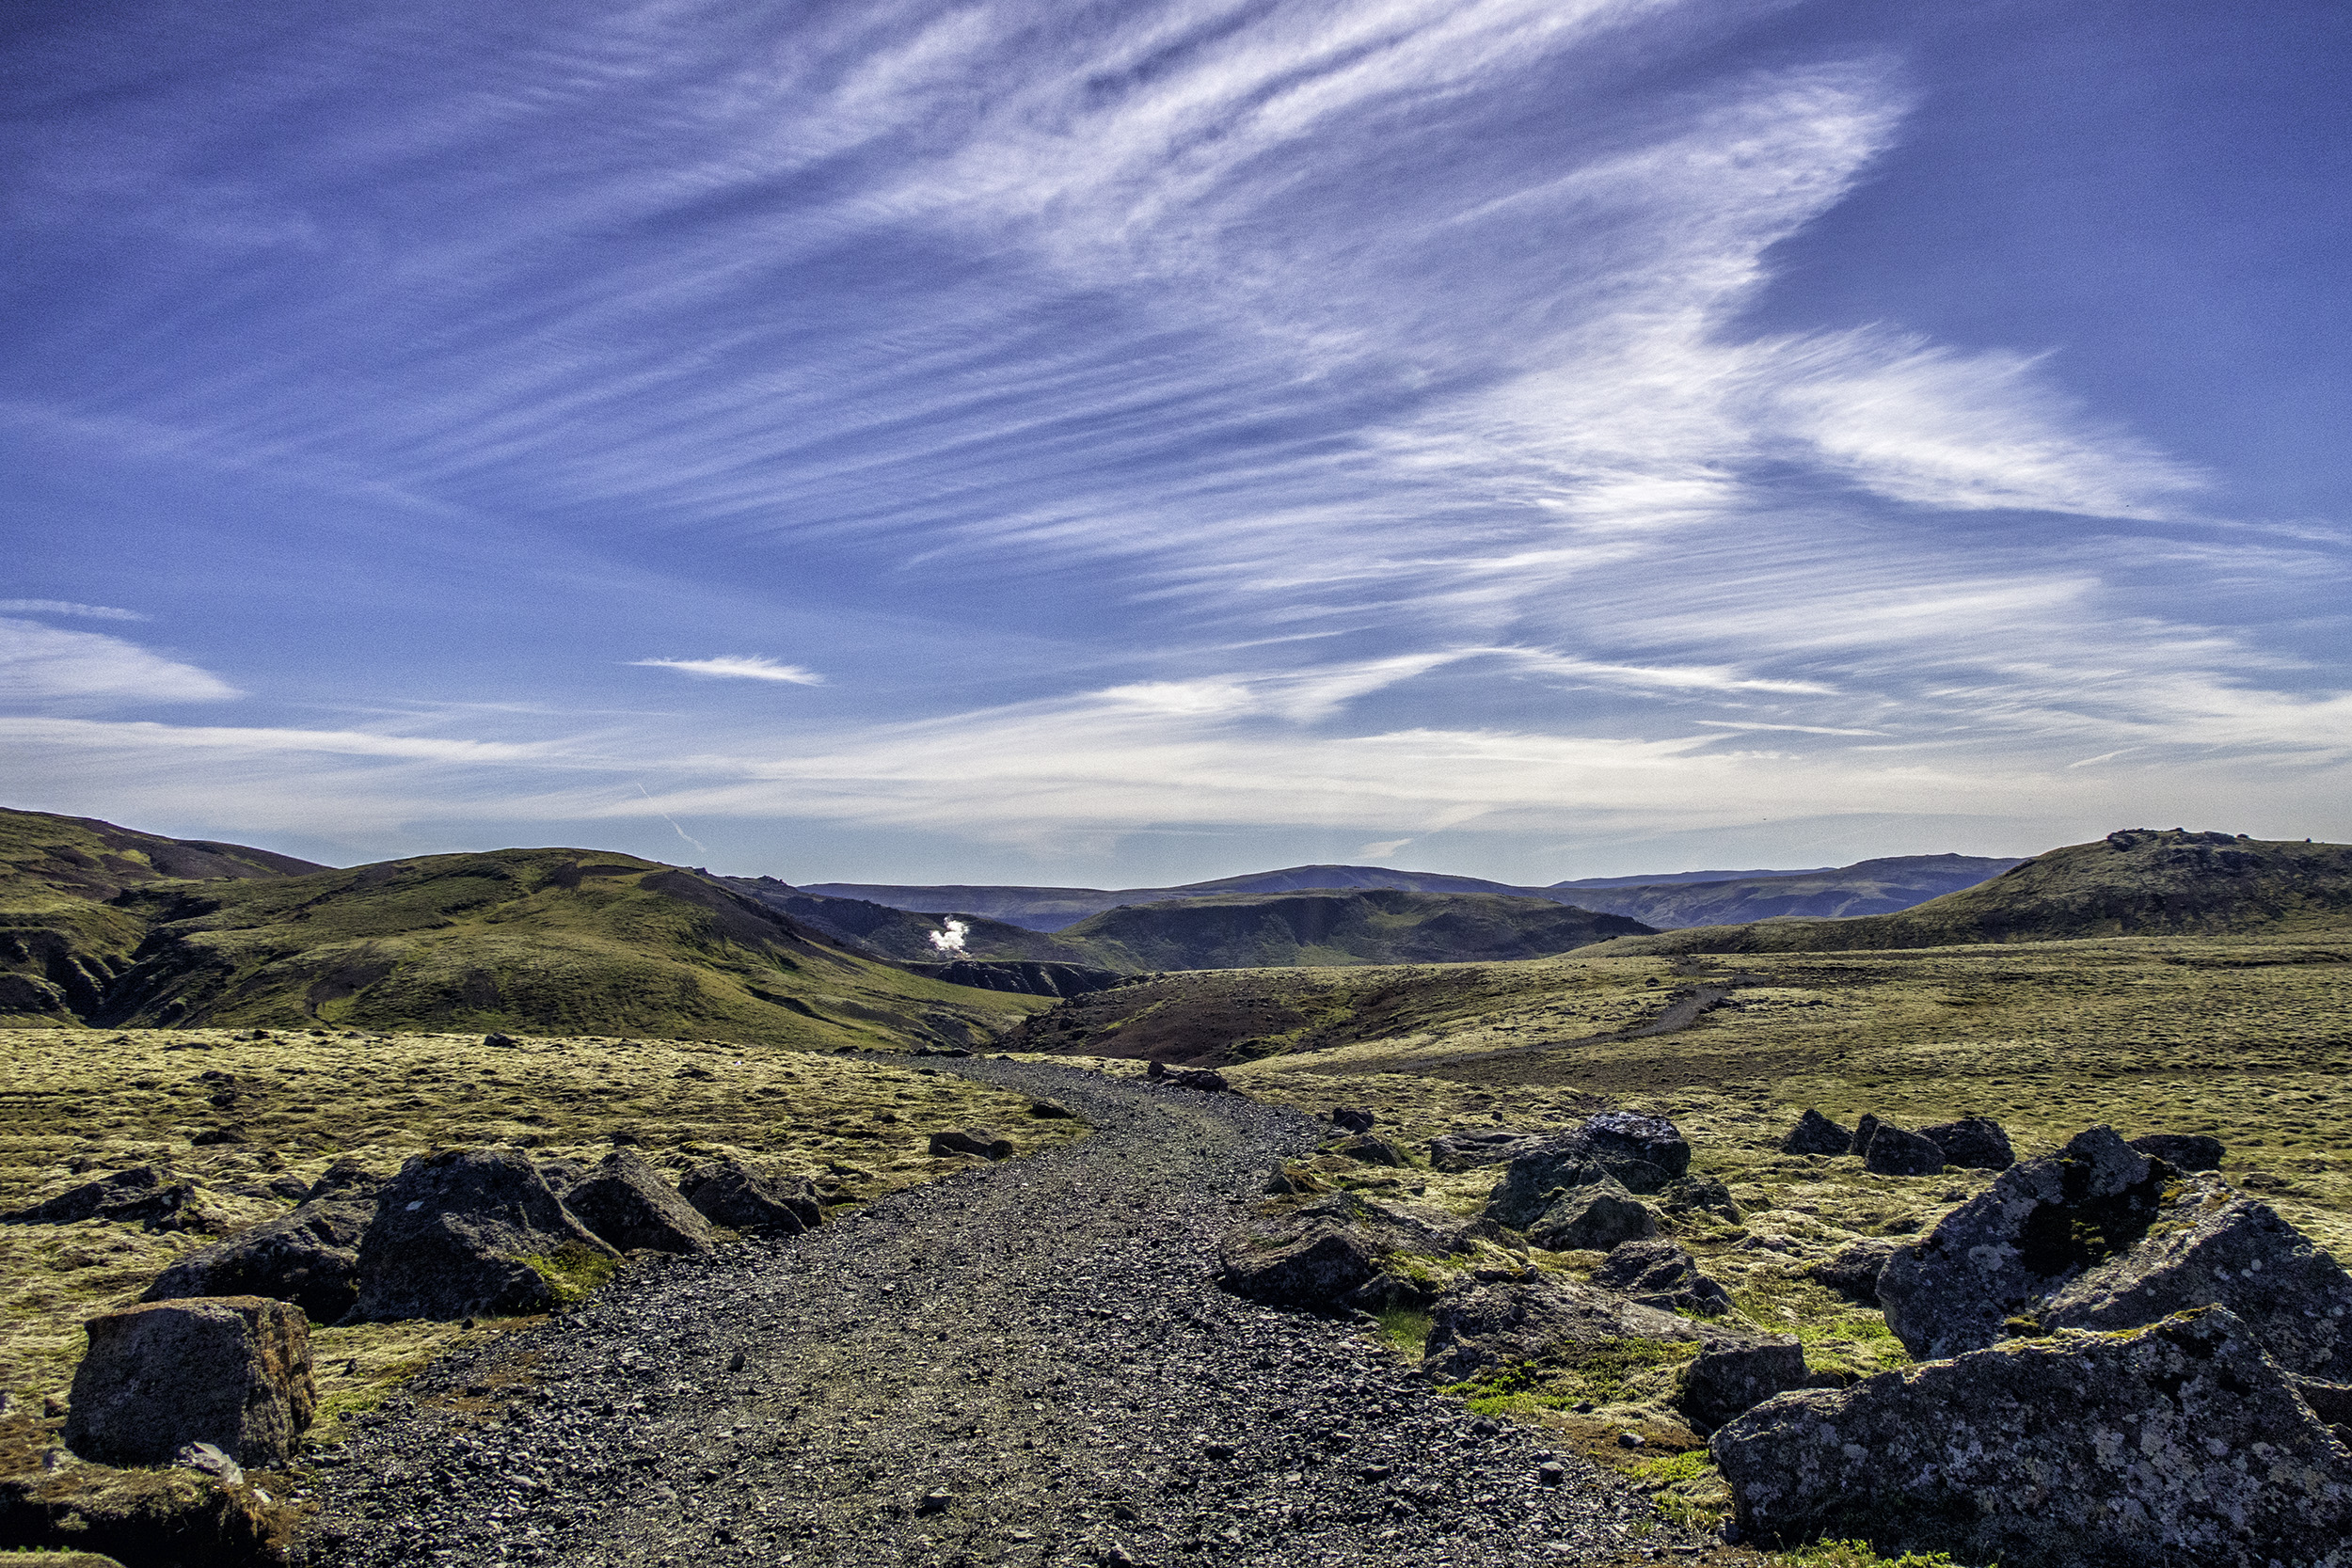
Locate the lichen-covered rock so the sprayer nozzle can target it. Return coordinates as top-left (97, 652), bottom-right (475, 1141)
top-left (1659, 1175), bottom-right (1742, 1225)
top-left (679, 1158), bottom-right (824, 1235)
top-left (1593, 1239), bottom-right (1732, 1313)
top-left (1859, 1121), bottom-right (1944, 1176)
top-left (1525, 1178), bottom-right (1657, 1252)
top-left (1485, 1112), bottom-right (1692, 1227)
top-left (1324, 1133), bottom-right (1408, 1167)
top-left (1486, 1148), bottom-right (1609, 1229)
top-left (1216, 1194), bottom-right (1463, 1310)
top-left (1879, 1125), bottom-right (2162, 1360)
top-left (1579, 1112), bottom-right (1691, 1184)
top-left (1917, 1115), bottom-right (2014, 1169)
top-left (66, 1296), bottom-right (314, 1466)
top-left (1778, 1109), bottom-right (1852, 1157)
top-left (142, 1184), bottom-right (378, 1322)
top-left (1880, 1126), bottom-right (2352, 1377)
top-left (1426, 1129), bottom-right (1556, 1172)
top-left (1421, 1273), bottom-right (1702, 1383)
top-left (1711, 1307), bottom-right (2352, 1568)
top-left (1678, 1337), bottom-right (1808, 1433)
top-left (2040, 1173), bottom-right (2352, 1379)
top-left (2129, 1132), bottom-right (2225, 1170)
top-left (562, 1148), bottom-right (714, 1255)
top-left (350, 1148), bottom-right (618, 1322)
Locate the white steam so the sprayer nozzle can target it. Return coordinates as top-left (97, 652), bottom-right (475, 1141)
top-left (927, 918), bottom-right (970, 957)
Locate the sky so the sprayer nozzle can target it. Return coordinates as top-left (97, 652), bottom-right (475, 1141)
top-left (3, 0), bottom-right (2348, 886)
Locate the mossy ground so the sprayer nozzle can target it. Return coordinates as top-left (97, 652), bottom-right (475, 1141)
top-left (0, 1026), bottom-right (1087, 1448)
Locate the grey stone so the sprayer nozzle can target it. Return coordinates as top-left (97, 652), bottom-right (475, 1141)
top-left (1426, 1129), bottom-right (1557, 1172)
top-left (1807, 1238), bottom-right (1900, 1302)
top-left (1216, 1194), bottom-right (1458, 1310)
top-left (1579, 1112), bottom-right (1691, 1183)
top-left (1849, 1113), bottom-right (1880, 1154)
top-left (350, 1148), bottom-right (619, 1322)
top-left (1324, 1133), bottom-right (1408, 1167)
top-left (2129, 1132), bottom-right (2225, 1170)
top-left (1678, 1338), bottom-right (1808, 1433)
top-left (1917, 1115), bottom-right (2014, 1170)
top-left (1592, 1239), bottom-right (1732, 1314)
top-left (66, 1296), bottom-right (315, 1467)
top-left (1711, 1307), bottom-right (2352, 1568)
top-left (1525, 1178), bottom-right (1658, 1252)
top-left (562, 1148), bottom-right (715, 1255)
top-left (1860, 1122), bottom-right (1944, 1176)
top-left (1658, 1175), bottom-right (1742, 1225)
top-left (1485, 1112), bottom-right (1692, 1227)
top-left (928, 1129), bottom-right (1015, 1161)
top-left (1420, 1273), bottom-right (1702, 1383)
top-left (1327, 1108), bottom-right (1375, 1133)
top-left (2, 1167), bottom-right (201, 1230)
top-left (143, 1185), bottom-right (378, 1322)
top-left (678, 1158), bottom-right (825, 1234)
top-left (1778, 1109), bottom-right (1852, 1157)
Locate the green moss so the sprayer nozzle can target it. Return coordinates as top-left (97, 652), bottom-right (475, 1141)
top-left (1780, 1542), bottom-right (1963, 1568)
top-left (1371, 1307), bottom-right (1433, 1354)
top-left (1444, 1337), bottom-right (1703, 1413)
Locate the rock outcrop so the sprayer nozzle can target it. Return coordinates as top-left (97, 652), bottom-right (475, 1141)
top-left (1592, 1239), bottom-right (1732, 1313)
top-left (3, 1167), bottom-right (202, 1230)
top-left (1918, 1115), bottom-right (2014, 1169)
top-left (2129, 1132), bottom-right (2225, 1170)
top-left (1525, 1178), bottom-right (1657, 1252)
top-left (1325, 1133), bottom-right (1408, 1167)
top-left (927, 1128), bottom-right (1015, 1160)
top-left (1485, 1113), bottom-right (1692, 1228)
top-left (1677, 1337), bottom-right (1809, 1433)
top-left (561, 1148), bottom-right (714, 1255)
top-left (142, 1180), bottom-right (379, 1322)
top-left (1658, 1175), bottom-right (1741, 1225)
top-left (1858, 1121), bottom-right (1944, 1176)
top-left (1426, 1130), bottom-right (1557, 1172)
top-left (350, 1148), bottom-right (618, 1322)
top-left (1879, 1125), bottom-right (2352, 1377)
top-left (1807, 1237), bottom-right (1900, 1302)
top-left (1778, 1109), bottom-right (1852, 1157)
top-left (66, 1296), bottom-right (315, 1466)
top-left (1217, 1194), bottom-right (1466, 1312)
top-left (1712, 1307), bottom-right (2352, 1568)
top-left (1421, 1273), bottom-right (1704, 1383)
top-left (678, 1158), bottom-right (825, 1235)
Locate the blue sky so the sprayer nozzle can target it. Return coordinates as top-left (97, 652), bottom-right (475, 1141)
top-left (3, 0), bottom-right (2346, 885)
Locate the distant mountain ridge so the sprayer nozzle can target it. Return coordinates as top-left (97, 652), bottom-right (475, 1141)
top-left (802, 852), bottom-right (2022, 932)
top-left (1581, 831), bottom-right (2352, 955)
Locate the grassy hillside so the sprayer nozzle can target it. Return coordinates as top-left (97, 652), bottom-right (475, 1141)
top-left (0, 807), bottom-right (326, 1024)
top-left (721, 877), bottom-right (1098, 965)
top-left (801, 864), bottom-right (1544, 931)
top-left (82, 850), bottom-right (1046, 1048)
top-left (1046, 888), bottom-right (1652, 972)
top-left (1564, 853), bottom-right (2018, 929)
top-left (1581, 830), bottom-right (2352, 955)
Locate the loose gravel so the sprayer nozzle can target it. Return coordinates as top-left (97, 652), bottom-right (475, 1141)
top-left (295, 1057), bottom-right (1667, 1566)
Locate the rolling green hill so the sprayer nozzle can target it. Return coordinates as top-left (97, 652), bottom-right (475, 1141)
top-left (1041, 887), bottom-right (1652, 971)
top-left (86, 850), bottom-right (1045, 1047)
top-left (0, 807), bottom-right (326, 1022)
top-left (720, 877), bottom-right (1098, 964)
top-left (1581, 829), bottom-right (2352, 956)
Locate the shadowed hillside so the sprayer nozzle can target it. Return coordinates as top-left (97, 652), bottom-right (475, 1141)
top-left (1563, 853), bottom-right (2020, 928)
top-left (1045, 888), bottom-right (1651, 971)
top-left (1581, 830), bottom-right (2352, 955)
top-left (720, 877), bottom-right (1097, 964)
top-left (0, 807), bottom-right (327, 1022)
top-left (82, 850), bottom-right (1044, 1048)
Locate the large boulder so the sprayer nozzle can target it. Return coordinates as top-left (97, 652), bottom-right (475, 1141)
top-left (677, 1157), bottom-right (824, 1235)
top-left (66, 1297), bottom-right (315, 1466)
top-left (1711, 1307), bottom-right (2352, 1568)
top-left (1216, 1194), bottom-right (1463, 1311)
top-left (3, 1167), bottom-right (201, 1230)
top-left (1659, 1175), bottom-right (1742, 1225)
top-left (1593, 1239), bottom-right (1733, 1314)
top-left (1778, 1109), bottom-right (1852, 1157)
top-left (1807, 1237), bottom-right (1900, 1303)
top-left (1421, 1273), bottom-right (1703, 1383)
top-left (2129, 1132), bottom-right (2225, 1170)
top-left (1918, 1115), bottom-right (2014, 1170)
top-left (349, 1148), bottom-right (618, 1322)
top-left (562, 1148), bottom-right (714, 1255)
top-left (1525, 1178), bottom-right (1657, 1252)
top-left (1880, 1125), bottom-right (2352, 1377)
top-left (1324, 1133), bottom-right (1408, 1167)
top-left (1326, 1108), bottom-right (1375, 1133)
top-left (142, 1184), bottom-right (379, 1322)
top-left (1485, 1112), bottom-right (1692, 1227)
top-left (1678, 1337), bottom-right (1809, 1433)
top-left (1859, 1121), bottom-right (1944, 1176)
top-left (2039, 1172), bottom-right (2352, 1379)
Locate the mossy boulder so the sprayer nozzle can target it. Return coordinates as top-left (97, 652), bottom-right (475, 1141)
top-left (350, 1147), bottom-right (618, 1322)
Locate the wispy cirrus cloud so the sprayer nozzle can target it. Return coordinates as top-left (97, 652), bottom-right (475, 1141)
top-left (0, 619), bottom-right (236, 705)
top-left (629, 657), bottom-right (823, 686)
top-left (0, 600), bottom-right (147, 621)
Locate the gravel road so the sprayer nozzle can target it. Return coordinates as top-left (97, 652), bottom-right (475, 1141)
top-left (296, 1058), bottom-right (1666, 1567)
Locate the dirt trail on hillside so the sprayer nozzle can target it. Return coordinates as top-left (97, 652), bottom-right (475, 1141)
top-left (295, 1059), bottom-right (1662, 1567)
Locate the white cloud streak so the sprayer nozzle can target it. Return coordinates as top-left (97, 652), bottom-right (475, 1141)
top-left (0, 600), bottom-right (147, 621)
top-left (630, 657), bottom-right (824, 686)
top-left (0, 619), bottom-right (237, 705)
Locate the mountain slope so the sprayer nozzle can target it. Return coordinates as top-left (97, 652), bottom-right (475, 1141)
top-left (1581, 831), bottom-right (2352, 955)
top-left (1044, 888), bottom-right (1652, 971)
top-left (0, 806), bottom-right (328, 1022)
top-left (1563, 854), bottom-right (2021, 928)
top-left (720, 877), bottom-right (1097, 964)
top-left (85, 849), bottom-right (1045, 1047)
top-left (799, 863), bottom-right (1539, 930)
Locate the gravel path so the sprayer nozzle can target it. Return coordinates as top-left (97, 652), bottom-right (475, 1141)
top-left (296, 1058), bottom-right (1665, 1567)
